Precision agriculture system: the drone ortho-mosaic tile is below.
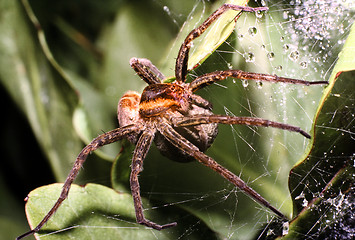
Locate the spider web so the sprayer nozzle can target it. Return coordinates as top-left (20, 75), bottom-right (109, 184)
top-left (131, 0), bottom-right (355, 239)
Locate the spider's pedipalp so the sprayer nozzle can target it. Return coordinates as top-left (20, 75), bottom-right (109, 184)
top-left (130, 57), bottom-right (164, 85)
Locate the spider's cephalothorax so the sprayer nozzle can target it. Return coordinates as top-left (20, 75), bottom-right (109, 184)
top-left (119, 83), bottom-right (218, 162)
top-left (18, 4), bottom-right (328, 239)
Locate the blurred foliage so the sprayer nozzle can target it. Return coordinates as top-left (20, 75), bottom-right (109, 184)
top-left (0, 0), bottom-right (354, 239)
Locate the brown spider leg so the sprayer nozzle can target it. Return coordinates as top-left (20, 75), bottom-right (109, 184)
top-left (190, 94), bottom-right (213, 110)
top-left (175, 4), bottom-right (268, 83)
top-left (173, 115), bottom-right (311, 139)
top-left (189, 70), bottom-right (328, 92)
top-left (130, 57), bottom-right (165, 85)
top-left (130, 128), bottom-right (177, 230)
top-left (17, 125), bottom-right (141, 240)
top-left (158, 122), bottom-right (288, 220)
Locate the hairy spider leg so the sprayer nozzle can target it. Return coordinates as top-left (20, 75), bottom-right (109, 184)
top-left (174, 115), bottom-right (311, 139)
top-left (130, 57), bottom-right (165, 85)
top-left (158, 121), bottom-right (288, 220)
top-left (130, 128), bottom-right (177, 230)
top-left (16, 125), bottom-right (141, 240)
top-left (175, 4), bottom-right (269, 83)
top-left (189, 70), bottom-right (329, 92)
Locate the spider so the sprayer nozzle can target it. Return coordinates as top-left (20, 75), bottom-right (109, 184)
top-left (18, 4), bottom-right (328, 239)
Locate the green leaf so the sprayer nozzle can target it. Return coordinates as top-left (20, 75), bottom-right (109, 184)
top-left (25, 184), bottom-right (162, 239)
top-left (0, 0), bottom-right (82, 181)
top-left (284, 21), bottom-right (355, 239)
top-left (25, 183), bottom-right (217, 240)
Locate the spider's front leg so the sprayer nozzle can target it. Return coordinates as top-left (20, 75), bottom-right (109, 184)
top-left (189, 70), bottom-right (328, 91)
top-left (174, 114), bottom-right (312, 138)
top-left (16, 125), bottom-right (141, 240)
top-left (175, 4), bottom-right (269, 82)
top-left (130, 128), bottom-right (177, 230)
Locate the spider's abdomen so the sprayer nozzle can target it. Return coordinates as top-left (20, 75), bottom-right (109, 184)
top-left (118, 91), bottom-right (142, 143)
top-left (154, 104), bottom-right (218, 163)
top-left (139, 83), bottom-right (190, 117)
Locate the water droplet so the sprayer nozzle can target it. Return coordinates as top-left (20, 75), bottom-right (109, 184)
top-left (283, 44), bottom-right (290, 51)
top-left (282, 222), bottom-right (289, 236)
top-left (255, 10), bottom-right (264, 18)
top-left (248, 27), bottom-right (257, 36)
top-left (244, 52), bottom-right (255, 62)
top-left (267, 52), bottom-right (275, 60)
top-left (280, 36), bottom-right (285, 42)
top-left (163, 6), bottom-right (169, 13)
top-left (227, 62), bottom-right (232, 70)
top-left (289, 50), bottom-right (300, 61)
top-left (300, 61), bottom-right (308, 69)
top-left (256, 81), bottom-right (263, 89)
top-left (238, 34), bottom-right (244, 40)
top-left (242, 80), bottom-right (249, 87)
top-left (283, 11), bottom-right (289, 20)
top-left (275, 65), bottom-right (283, 71)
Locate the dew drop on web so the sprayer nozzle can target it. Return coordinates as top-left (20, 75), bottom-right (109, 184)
top-left (267, 52), bottom-right (275, 60)
top-left (248, 26), bottom-right (257, 36)
top-left (242, 79), bottom-right (249, 88)
top-left (289, 50), bottom-right (300, 61)
top-left (244, 52), bottom-right (255, 62)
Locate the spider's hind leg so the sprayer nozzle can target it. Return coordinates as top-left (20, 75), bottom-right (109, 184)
top-left (130, 128), bottom-right (177, 230)
top-left (158, 122), bottom-right (288, 220)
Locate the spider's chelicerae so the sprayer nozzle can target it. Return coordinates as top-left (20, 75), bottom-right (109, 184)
top-left (18, 4), bottom-right (328, 239)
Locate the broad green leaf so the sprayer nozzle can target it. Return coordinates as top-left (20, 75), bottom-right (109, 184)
top-left (0, 0), bottom-right (81, 181)
top-left (25, 183), bottom-right (217, 240)
top-left (25, 183), bottom-right (163, 239)
top-left (20, 0), bottom-right (123, 161)
top-left (283, 21), bottom-right (355, 239)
